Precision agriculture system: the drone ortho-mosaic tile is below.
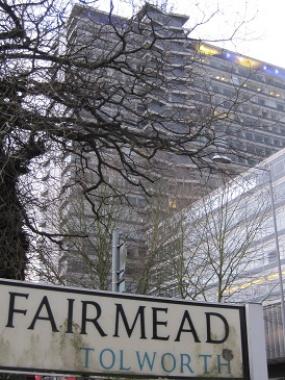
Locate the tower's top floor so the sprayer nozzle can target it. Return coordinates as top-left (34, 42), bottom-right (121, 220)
top-left (69, 2), bottom-right (285, 84)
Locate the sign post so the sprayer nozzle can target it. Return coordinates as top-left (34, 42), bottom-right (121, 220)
top-left (112, 229), bottom-right (127, 293)
top-left (0, 279), bottom-right (257, 379)
top-left (245, 303), bottom-right (268, 380)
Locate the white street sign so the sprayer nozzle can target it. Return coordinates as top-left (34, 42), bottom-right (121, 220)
top-left (0, 279), bottom-right (249, 378)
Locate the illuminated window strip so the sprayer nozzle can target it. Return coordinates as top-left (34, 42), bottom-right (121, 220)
top-left (195, 42), bottom-right (285, 79)
top-left (226, 270), bottom-right (285, 296)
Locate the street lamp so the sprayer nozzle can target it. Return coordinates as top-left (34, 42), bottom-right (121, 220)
top-left (212, 153), bottom-right (232, 164)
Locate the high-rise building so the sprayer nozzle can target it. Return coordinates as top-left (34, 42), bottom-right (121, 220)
top-left (68, 6), bottom-right (285, 158)
top-left (40, 3), bottom-right (285, 290)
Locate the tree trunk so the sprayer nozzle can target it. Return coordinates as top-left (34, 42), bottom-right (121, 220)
top-left (0, 150), bottom-right (28, 280)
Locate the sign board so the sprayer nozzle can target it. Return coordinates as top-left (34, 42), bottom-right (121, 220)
top-left (0, 279), bottom-right (249, 379)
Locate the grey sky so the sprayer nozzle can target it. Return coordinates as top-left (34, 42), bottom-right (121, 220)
top-left (96, 0), bottom-right (285, 68)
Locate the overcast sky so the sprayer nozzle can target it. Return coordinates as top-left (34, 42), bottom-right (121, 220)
top-left (96, 0), bottom-right (285, 68)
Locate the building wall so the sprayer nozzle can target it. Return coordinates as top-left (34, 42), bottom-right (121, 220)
top-left (151, 147), bottom-right (285, 304)
top-left (41, 4), bottom-right (285, 290)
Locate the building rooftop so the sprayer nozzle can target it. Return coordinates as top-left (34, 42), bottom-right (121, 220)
top-left (70, 3), bottom-right (285, 80)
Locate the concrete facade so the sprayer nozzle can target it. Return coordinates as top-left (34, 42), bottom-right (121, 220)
top-left (39, 4), bottom-right (285, 292)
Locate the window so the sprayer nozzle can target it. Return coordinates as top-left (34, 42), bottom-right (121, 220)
top-left (246, 132), bottom-right (253, 140)
top-left (232, 76), bottom-right (240, 85)
top-left (168, 198), bottom-right (177, 209)
top-left (265, 98), bottom-right (277, 108)
top-left (223, 88), bottom-right (235, 97)
top-left (267, 251), bottom-right (276, 264)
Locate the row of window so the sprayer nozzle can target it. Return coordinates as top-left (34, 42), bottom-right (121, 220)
top-left (191, 82), bottom-right (285, 126)
top-left (211, 75), bottom-right (285, 109)
top-left (198, 53), bottom-right (285, 90)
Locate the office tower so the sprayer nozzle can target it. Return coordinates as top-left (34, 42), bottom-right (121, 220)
top-left (40, 3), bottom-right (285, 290)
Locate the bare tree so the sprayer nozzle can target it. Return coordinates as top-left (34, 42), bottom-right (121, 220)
top-left (1, 0), bottom-right (273, 290)
top-left (144, 172), bottom-right (270, 302)
top-left (30, 170), bottom-right (125, 288)
top-left (0, 0), bottom-right (244, 281)
top-left (187, 177), bottom-right (269, 302)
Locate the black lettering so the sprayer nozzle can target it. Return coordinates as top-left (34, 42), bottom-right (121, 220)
top-left (81, 301), bottom-right (107, 336)
top-left (152, 307), bottom-right (169, 340)
top-left (175, 310), bottom-right (200, 342)
top-left (113, 304), bottom-right (146, 339)
top-left (28, 296), bottom-right (58, 332)
top-left (66, 298), bottom-right (75, 333)
top-left (206, 312), bottom-right (229, 343)
top-left (6, 292), bottom-right (29, 328)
